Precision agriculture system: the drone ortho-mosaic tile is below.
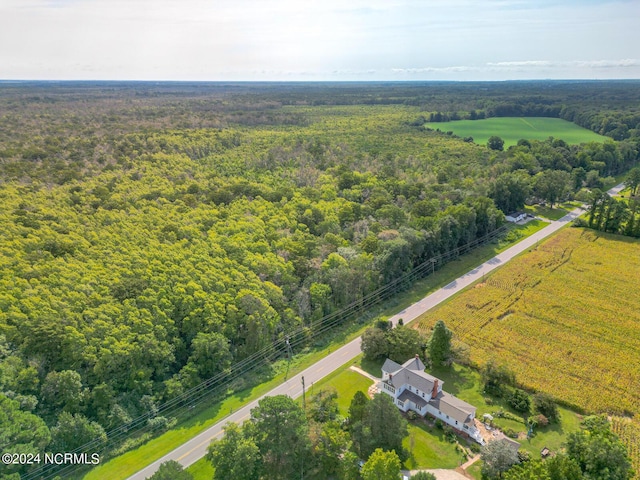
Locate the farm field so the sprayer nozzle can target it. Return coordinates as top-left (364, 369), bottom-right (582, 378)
top-left (414, 227), bottom-right (640, 415)
top-left (612, 416), bottom-right (640, 480)
top-left (429, 117), bottom-right (607, 147)
top-left (414, 227), bottom-right (640, 477)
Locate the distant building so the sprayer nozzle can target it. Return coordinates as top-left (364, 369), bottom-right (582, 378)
top-left (378, 355), bottom-right (484, 444)
top-left (505, 212), bottom-right (527, 223)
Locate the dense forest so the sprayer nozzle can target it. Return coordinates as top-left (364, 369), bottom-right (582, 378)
top-left (1, 81), bottom-right (639, 478)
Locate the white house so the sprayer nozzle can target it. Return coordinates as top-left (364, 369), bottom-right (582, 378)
top-left (505, 212), bottom-right (527, 223)
top-left (379, 355), bottom-right (484, 444)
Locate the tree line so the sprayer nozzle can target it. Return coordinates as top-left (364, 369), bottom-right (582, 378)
top-left (1, 84), bottom-right (639, 477)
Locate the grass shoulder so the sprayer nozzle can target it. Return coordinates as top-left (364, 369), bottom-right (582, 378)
top-left (83, 222), bottom-right (551, 480)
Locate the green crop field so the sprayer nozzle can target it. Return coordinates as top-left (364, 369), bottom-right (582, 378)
top-left (429, 117), bottom-right (607, 147)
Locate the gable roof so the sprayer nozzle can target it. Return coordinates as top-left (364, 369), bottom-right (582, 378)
top-left (402, 356), bottom-right (426, 371)
top-left (429, 391), bottom-right (476, 426)
top-left (381, 358), bottom-right (403, 375)
top-left (382, 356), bottom-right (442, 395)
top-left (388, 368), bottom-right (436, 394)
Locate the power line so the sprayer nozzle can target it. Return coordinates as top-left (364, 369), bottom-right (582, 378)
top-left (23, 224), bottom-right (507, 480)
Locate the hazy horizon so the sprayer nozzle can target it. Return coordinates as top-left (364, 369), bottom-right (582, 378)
top-left (2, 0), bottom-right (639, 81)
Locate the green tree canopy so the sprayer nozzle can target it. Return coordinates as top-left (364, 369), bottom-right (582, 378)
top-left (533, 393), bottom-right (560, 423)
top-left (361, 448), bottom-right (401, 480)
top-left (207, 422), bottom-right (260, 480)
top-left (411, 472), bottom-right (437, 480)
top-left (566, 415), bottom-right (633, 480)
top-left (533, 169), bottom-right (571, 208)
top-left (386, 326), bottom-right (423, 364)
top-left (488, 136), bottom-right (505, 151)
top-left (50, 412), bottom-right (106, 453)
top-left (147, 460), bottom-right (193, 480)
top-left (0, 394), bottom-right (51, 478)
top-left (348, 390), bottom-right (369, 425)
top-left (481, 439), bottom-right (520, 479)
top-left (626, 166), bottom-right (640, 196)
top-left (352, 393), bottom-right (408, 460)
top-left (482, 359), bottom-right (516, 397)
top-left (427, 320), bottom-right (453, 366)
top-left (248, 395), bottom-right (310, 479)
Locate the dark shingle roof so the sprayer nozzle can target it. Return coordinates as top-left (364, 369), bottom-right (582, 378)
top-left (397, 389), bottom-right (428, 409)
top-left (402, 356), bottom-right (426, 371)
top-left (381, 358), bottom-right (403, 375)
top-left (389, 368), bottom-right (436, 394)
top-left (429, 391), bottom-right (476, 426)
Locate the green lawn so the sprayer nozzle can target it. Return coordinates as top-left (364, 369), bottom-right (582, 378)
top-left (186, 457), bottom-right (214, 480)
top-left (188, 356), bottom-right (582, 480)
top-left (427, 363), bottom-right (582, 459)
top-left (524, 202), bottom-right (580, 221)
top-left (82, 222), bottom-right (553, 480)
top-left (466, 460), bottom-right (483, 479)
top-left (304, 364), bottom-right (375, 415)
top-left (404, 421), bottom-right (463, 469)
top-left (428, 117), bottom-right (606, 147)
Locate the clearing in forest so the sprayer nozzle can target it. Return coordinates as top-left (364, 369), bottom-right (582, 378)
top-left (429, 117), bottom-right (607, 146)
top-left (414, 227), bottom-right (640, 417)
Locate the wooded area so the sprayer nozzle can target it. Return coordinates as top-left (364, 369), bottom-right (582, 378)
top-left (1, 81), bottom-right (639, 478)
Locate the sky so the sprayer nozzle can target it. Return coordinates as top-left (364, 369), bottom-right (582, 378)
top-left (1, 0), bottom-right (639, 81)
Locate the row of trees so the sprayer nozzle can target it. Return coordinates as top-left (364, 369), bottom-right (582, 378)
top-left (1, 84), bottom-right (638, 472)
top-left (581, 168), bottom-right (640, 237)
top-left (204, 390), bottom-right (411, 480)
top-left (413, 81), bottom-right (640, 141)
top-left (0, 98), bottom-right (514, 470)
top-left (361, 319), bottom-right (453, 367)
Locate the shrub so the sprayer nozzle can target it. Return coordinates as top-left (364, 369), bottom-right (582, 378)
top-left (443, 425), bottom-right (457, 443)
top-left (508, 388), bottom-right (531, 414)
top-left (407, 410), bottom-right (418, 421)
top-left (148, 415), bottom-right (169, 432)
top-left (504, 428), bottom-right (519, 439)
top-left (517, 450), bottom-right (531, 463)
top-left (533, 393), bottom-right (560, 423)
top-left (535, 414), bottom-right (549, 427)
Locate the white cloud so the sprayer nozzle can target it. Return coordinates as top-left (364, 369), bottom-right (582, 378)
top-left (0, 0), bottom-right (639, 79)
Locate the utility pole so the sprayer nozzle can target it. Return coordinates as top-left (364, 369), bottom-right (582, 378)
top-left (284, 336), bottom-right (292, 380)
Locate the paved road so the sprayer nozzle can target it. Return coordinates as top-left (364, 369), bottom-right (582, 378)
top-left (129, 188), bottom-right (621, 479)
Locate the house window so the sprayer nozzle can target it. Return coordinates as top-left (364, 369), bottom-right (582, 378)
top-left (422, 393), bottom-right (425, 398)
top-left (446, 415), bottom-right (449, 419)
top-left (455, 420), bottom-right (458, 425)
top-left (464, 425), bottom-right (469, 430)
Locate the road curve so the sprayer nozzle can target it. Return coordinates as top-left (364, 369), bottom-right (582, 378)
top-left (129, 188), bottom-right (620, 479)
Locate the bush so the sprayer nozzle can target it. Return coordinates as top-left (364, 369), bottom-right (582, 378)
top-left (533, 393), bottom-right (560, 423)
top-left (535, 414), bottom-right (549, 427)
top-left (482, 360), bottom-right (515, 397)
top-left (517, 450), bottom-right (531, 463)
top-left (469, 441), bottom-right (482, 453)
top-left (504, 428), bottom-right (519, 439)
top-left (148, 415), bottom-right (170, 432)
top-left (435, 419), bottom-right (444, 430)
top-left (508, 388), bottom-right (531, 414)
top-left (443, 425), bottom-right (457, 443)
